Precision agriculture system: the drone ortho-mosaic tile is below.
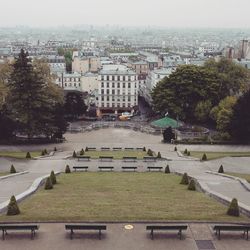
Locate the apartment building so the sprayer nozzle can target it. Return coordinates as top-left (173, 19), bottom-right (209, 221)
top-left (56, 73), bottom-right (81, 91)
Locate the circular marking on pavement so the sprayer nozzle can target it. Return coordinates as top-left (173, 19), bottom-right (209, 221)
top-left (124, 224), bottom-right (134, 230)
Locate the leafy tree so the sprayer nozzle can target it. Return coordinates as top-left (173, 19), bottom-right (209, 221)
top-left (163, 126), bottom-right (175, 142)
top-left (194, 100), bottom-right (212, 123)
top-left (64, 50), bottom-right (73, 73)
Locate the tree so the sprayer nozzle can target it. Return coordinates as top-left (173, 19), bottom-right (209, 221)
top-left (44, 177), bottom-right (53, 190)
top-left (50, 171), bottom-right (57, 185)
top-left (227, 198), bottom-right (240, 217)
top-left (10, 164), bottom-right (16, 174)
top-left (64, 50), bottom-right (73, 73)
top-left (6, 195), bottom-right (20, 216)
top-left (163, 126), bottom-right (175, 142)
top-left (180, 173), bottom-right (189, 185)
top-left (194, 100), bottom-right (212, 123)
top-left (229, 90), bottom-right (250, 143)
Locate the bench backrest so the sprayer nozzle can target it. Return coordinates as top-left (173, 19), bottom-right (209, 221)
top-left (0, 224), bottom-right (39, 230)
top-left (99, 156), bottom-right (113, 159)
top-left (123, 157), bottom-right (137, 159)
top-left (214, 225), bottom-right (250, 230)
top-left (65, 225), bottom-right (106, 230)
top-left (73, 166), bottom-right (88, 168)
top-left (146, 225), bottom-right (187, 230)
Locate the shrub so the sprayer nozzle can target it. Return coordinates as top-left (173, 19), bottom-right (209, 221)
top-left (227, 198), bottom-right (240, 217)
top-left (143, 146), bottom-right (146, 151)
top-left (188, 179), bottom-right (196, 191)
top-left (187, 151), bottom-right (190, 156)
top-left (65, 165), bottom-right (71, 173)
top-left (10, 164), bottom-right (16, 174)
top-left (165, 165), bottom-right (170, 174)
top-left (50, 171), bottom-right (57, 185)
top-left (44, 177), bottom-right (53, 190)
top-left (85, 147), bottom-right (89, 152)
top-left (26, 152), bottom-right (31, 159)
top-left (80, 148), bottom-right (84, 155)
top-left (218, 165), bottom-right (224, 173)
top-left (54, 147), bottom-right (57, 151)
top-left (180, 173), bottom-right (189, 185)
top-left (201, 153), bottom-right (207, 161)
top-left (72, 151), bottom-right (77, 158)
top-left (174, 146), bottom-right (177, 151)
top-left (44, 149), bottom-right (48, 155)
top-left (157, 152), bottom-right (161, 158)
top-left (7, 195), bottom-right (20, 216)
top-left (184, 149), bottom-right (188, 155)
top-left (147, 149), bottom-right (153, 156)
top-left (41, 150), bottom-right (45, 156)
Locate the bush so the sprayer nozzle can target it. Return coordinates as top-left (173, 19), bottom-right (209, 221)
top-left (174, 146), bottom-right (177, 151)
top-left (6, 195), bottom-right (20, 216)
top-left (50, 171), bottom-right (57, 185)
top-left (187, 151), bottom-right (190, 156)
top-left (80, 148), bottom-right (84, 155)
top-left (10, 164), bottom-right (16, 174)
top-left (72, 150), bottom-right (77, 158)
top-left (218, 165), bottom-right (224, 173)
top-left (65, 165), bottom-right (71, 173)
top-left (157, 152), bottom-right (161, 158)
top-left (44, 149), bottom-right (48, 155)
top-left (44, 177), bottom-right (53, 190)
top-left (147, 149), bottom-right (153, 156)
top-left (165, 165), bottom-right (170, 173)
top-left (26, 152), bottom-right (31, 159)
top-left (201, 153), bottom-right (207, 161)
top-left (54, 147), bottom-right (57, 151)
top-left (188, 179), bottom-right (196, 191)
top-left (180, 173), bottom-right (189, 185)
top-left (143, 146), bottom-right (146, 151)
top-left (41, 150), bottom-right (45, 156)
top-left (85, 147), bottom-right (89, 152)
top-left (227, 198), bottom-right (240, 217)
top-left (184, 149), bottom-right (188, 155)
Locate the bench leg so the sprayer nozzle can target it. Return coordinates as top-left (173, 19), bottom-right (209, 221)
top-left (179, 229), bottom-right (182, 240)
top-left (99, 230), bottom-right (101, 240)
top-left (2, 229), bottom-right (5, 240)
top-left (31, 229), bottom-right (35, 240)
top-left (150, 229), bottom-right (154, 240)
top-left (218, 230), bottom-right (221, 240)
top-left (247, 230), bottom-right (249, 240)
top-left (70, 229), bottom-right (73, 240)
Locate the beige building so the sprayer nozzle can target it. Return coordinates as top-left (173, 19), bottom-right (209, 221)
top-left (129, 61), bottom-right (148, 75)
top-left (72, 56), bottom-right (101, 74)
top-left (81, 72), bottom-right (99, 94)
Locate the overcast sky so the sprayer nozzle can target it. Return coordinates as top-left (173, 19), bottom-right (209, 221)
top-left (0, 0), bottom-right (250, 28)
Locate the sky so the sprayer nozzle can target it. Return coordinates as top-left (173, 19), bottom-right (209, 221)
top-left (0, 0), bottom-right (250, 28)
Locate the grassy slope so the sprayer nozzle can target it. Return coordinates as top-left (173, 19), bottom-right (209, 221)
top-left (0, 151), bottom-right (41, 159)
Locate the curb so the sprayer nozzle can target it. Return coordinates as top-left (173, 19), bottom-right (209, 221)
top-left (0, 171), bottom-right (29, 181)
top-left (0, 171), bottom-right (61, 213)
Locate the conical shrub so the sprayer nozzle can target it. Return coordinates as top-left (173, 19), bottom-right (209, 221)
top-left (26, 152), bottom-right (31, 159)
top-left (41, 150), bottom-right (45, 156)
top-left (227, 198), bottom-right (240, 217)
top-left (201, 153), bottom-right (207, 161)
top-left (218, 165), bottom-right (224, 173)
top-left (65, 165), bottom-right (71, 174)
top-left (72, 151), bottom-right (77, 158)
top-left (187, 151), bottom-right (190, 156)
top-left (188, 179), bottom-right (196, 191)
top-left (165, 165), bottom-right (170, 174)
top-left (180, 173), bottom-right (189, 185)
top-left (54, 147), bottom-right (57, 151)
top-left (85, 147), bottom-right (89, 151)
top-left (174, 146), bottom-right (177, 151)
top-left (80, 148), bottom-right (84, 155)
top-left (147, 149), bottom-right (153, 156)
top-left (50, 171), bottom-right (57, 185)
top-left (7, 195), bottom-right (20, 216)
top-left (184, 149), bottom-right (188, 155)
top-left (44, 149), bottom-right (48, 155)
top-left (157, 152), bottom-right (161, 158)
top-left (143, 146), bottom-right (146, 151)
top-left (44, 177), bottom-right (53, 190)
top-left (10, 164), bottom-right (16, 174)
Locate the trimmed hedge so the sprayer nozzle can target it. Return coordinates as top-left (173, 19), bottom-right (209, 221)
top-left (44, 177), bottom-right (53, 190)
top-left (218, 165), bottom-right (224, 173)
top-left (50, 171), bottom-right (57, 185)
top-left (10, 164), bottom-right (16, 174)
top-left (180, 173), bottom-right (189, 185)
top-left (188, 179), bottom-right (196, 191)
top-left (201, 153), bottom-right (207, 161)
top-left (26, 152), bottom-right (31, 159)
top-left (7, 195), bottom-right (20, 216)
top-left (227, 198), bottom-right (240, 217)
top-left (65, 165), bottom-right (71, 174)
top-left (165, 165), bottom-right (170, 174)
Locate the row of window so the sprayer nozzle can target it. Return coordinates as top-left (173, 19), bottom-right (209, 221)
top-left (58, 77), bottom-right (81, 82)
top-left (62, 82), bottom-right (81, 87)
top-left (101, 82), bottom-right (136, 88)
top-left (101, 103), bottom-right (133, 108)
top-left (101, 96), bottom-right (134, 102)
top-left (101, 89), bottom-right (136, 95)
top-left (101, 75), bottom-right (135, 81)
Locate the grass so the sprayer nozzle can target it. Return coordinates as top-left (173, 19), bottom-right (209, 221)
top-left (0, 151), bottom-right (42, 159)
top-left (0, 173), bottom-right (247, 222)
top-left (226, 172), bottom-right (250, 183)
top-left (0, 172), bottom-right (9, 177)
top-left (186, 151), bottom-right (250, 161)
top-left (79, 150), bottom-right (149, 159)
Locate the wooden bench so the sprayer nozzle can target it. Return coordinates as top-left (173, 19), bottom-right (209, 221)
top-left (123, 156), bottom-right (137, 162)
top-left (77, 156), bottom-right (91, 161)
top-left (147, 166), bottom-right (163, 172)
top-left (87, 147), bottom-right (96, 151)
top-left (98, 166), bottom-right (114, 172)
top-left (213, 225), bottom-right (250, 240)
top-left (99, 156), bottom-right (113, 162)
top-left (146, 225), bottom-right (188, 240)
top-left (136, 147), bottom-right (144, 151)
top-left (0, 224), bottom-right (39, 240)
top-left (144, 156), bottom-right (157, 162)
top-left (65, 224), bottom-right (107, 240)
top-left (73, 166), bottom-right (88, 172)
top-left (101, 147), bottom-right (110, 151)
top-left (124, 147), bottom-right (134, 150)
top-left (113, 147), bottom-right (122, 151)
top-left (122, 166), bottom-right (137, 172)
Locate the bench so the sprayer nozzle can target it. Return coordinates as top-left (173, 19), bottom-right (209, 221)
top-left (122, 166), bottom-right (137, 172)
top-left (99, 156), bottom-right (113, 162)
top-left (124, 147), bottom-right (134, 150)
top-left (73, 166), bottom-right (88, 172)
top-left (123, 156), bottom-right (137, 162)
top-left (147, 166), bottom-right (163, 172)
top-left (113, 147), bottom-right (122, 151)
top-left (213, 225), bottom-right (250, 240)
top-left (87, 147), bottom-right (96, 151)
top-left (144, 156), bottom-right (157, 162)
top-left (77, 156), bottom-right (91, 161)
top-left (136, 147), bottom-right (144, 151)
top-left (101, 147), bottom-right (110, 151)
top-left (0, 224), bottom-right (39, 240)
top-left (98, 166), bottom-right (114, 172)
top-left (146, 225), bottom-right (188, 240)
top-left (65, 224), bottom-right (107, 240)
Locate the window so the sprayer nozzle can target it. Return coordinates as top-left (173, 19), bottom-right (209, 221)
top-left (123, 76), bottom-right (125, 81)
top-left (74, 83), bottom-right (76, 87)
top-left (122, 103), bottom-right (125, 107)
top-left (107, 75), bottom-right (109, 81)
top-left (112, 75), bottom-right (115, 81)
top-left (101, 89), bottom-right (104, 94)
top-left (101, 75), bottom-right (104, 81)
top-left (101, 82), bottom-right (104, 88)
top-left (117, 103), bottom-right (120, 107)
top-left (123, 82), bottom-right (126, 88)
top-left (107, 103), bottom-right (109, 107)
top-left (74, 78), bottom-right (76, 82)
top-left (107, 82), bottom-right (109, 88)
top-left (128, 82), bottom-right (131, 88)
top-left (79, 83), bottom-right (81, 87)
top-left (128, 76), bottom-right (131, 81)
top-left (117, 82), bottom-right (120, 88)
top-left (123, 97), bottom-right (125, 102)
top-left (112, 90), bottom-right (115, 95)
top-left (101, 97), bottom-right (104, 101)
top-left (117, 76), bottom-right (120, 81)
top-left (101, 103), bottom-right (104, 107)
top-left (107, 89), bottom-right (110, 94)
top-left (112, 97), bottom-right (115, 101)
top-left (65, 83), bottom-right (67, 87)
top-left (128, 96), bottom-right (131, 102)
top-left (112, 82), bottom-right (115, 88)
top-left (107, 96), bottom-right (109, 101)
top-left (117, 89), bottom-right (120, 95)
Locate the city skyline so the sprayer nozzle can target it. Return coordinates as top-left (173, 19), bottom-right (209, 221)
top-left (1, 0), bottom-right (250, 28)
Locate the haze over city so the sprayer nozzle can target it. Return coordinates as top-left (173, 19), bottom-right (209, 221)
top-left (1, 0), bottom-right (250, 28)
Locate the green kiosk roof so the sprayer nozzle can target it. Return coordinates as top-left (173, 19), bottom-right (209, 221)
top-left (151, 117), bottom-right (181, 128)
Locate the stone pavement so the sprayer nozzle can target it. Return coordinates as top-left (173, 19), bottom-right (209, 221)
top-left (1, 223), bottom-right (250, 250)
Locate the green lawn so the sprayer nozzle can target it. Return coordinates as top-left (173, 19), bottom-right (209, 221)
top-left (0, 172), bottom-right (9, 177)
top-left (187, 151), bottom-right (250, 161)
top-left (226, 172), bottom-right (250, 183)
top-left (1, 173), bottom-right (247, 222)
top-left (0, 151), bottom-right (42, 159)
top-left (79, 150), bottom-right (150, 159)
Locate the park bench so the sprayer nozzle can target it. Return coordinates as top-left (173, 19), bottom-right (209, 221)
top-left (213, 225), bottom-right (250, 240)
top-left (77, 156), bottom-right (91, 161)
top-left (113, 147), bottom-right (122, 151)
top-left (98, 166), bottom-right (114, 172)
top-left (0, 224), bottom-right (39, 240)
top-left (65, 224), bottom-right (107, 240)
top-left (73, 166), bottom-right (88, 172)
top-left (146, 225), bottom-right (188, 240)
top-left (101, 147), bottom-right (110, 151)
top-left (124, 147), bottom-right (134, 150)
top-left (87, 147), bottom-right (96, 151)
top-left (122, 166), bottom-right (137, 172)
top-left (136, 147), bottom-right (144, 151)
top-left (144, 156), bottom-right (157, 162)
top-left (123, 156), bottom-right (137, 162)
top-left (99, 156), bottom-right (113, 162)
top-left (147, 166), bottom-right (163, 172)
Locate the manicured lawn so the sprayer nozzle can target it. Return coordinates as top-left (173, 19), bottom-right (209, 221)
top-left (0, 172), bottom-right (9, 177)
top-left (0, 151), bottom-right (42, 159)
top-left (79, 150), bottom-right (150, 159)
top-left (1, 173), bottom-right (247, 222)
top-left (226, 172), bottom-right (250, 183)
top-left (187, 151), bottom-right (250, 161)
